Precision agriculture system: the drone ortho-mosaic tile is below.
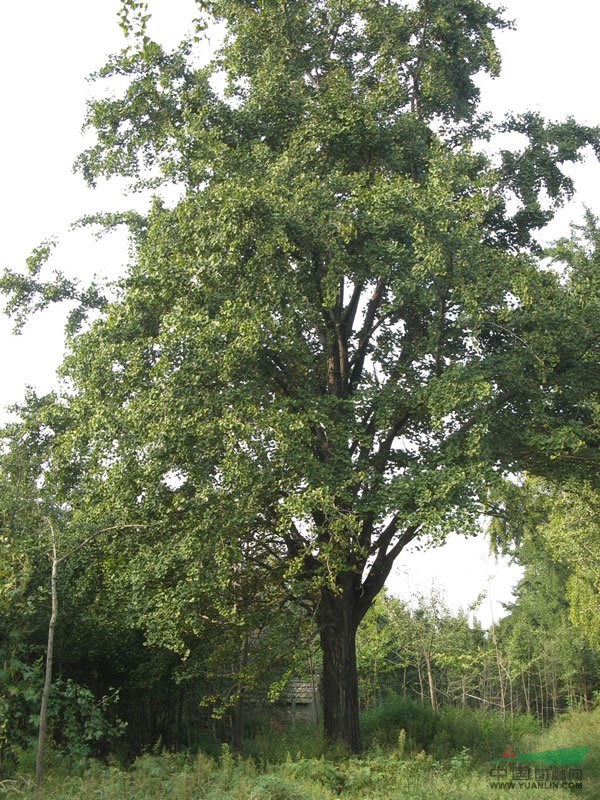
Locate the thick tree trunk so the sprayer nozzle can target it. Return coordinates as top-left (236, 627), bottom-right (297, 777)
top-left (318, 586), bottom-right (362, 753)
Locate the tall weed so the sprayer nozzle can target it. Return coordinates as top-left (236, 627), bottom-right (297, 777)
top-left (360, 695), bottom-right (539, 760)
top-left (5, 707), bottom-right (599, 800)
top-left (361, 695), bottom-right (435, 751)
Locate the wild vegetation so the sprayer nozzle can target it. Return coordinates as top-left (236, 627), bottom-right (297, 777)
top-left (1, 0), bottom-right (600, 793)
top-left (1, 704), bottom-right (599, 799)
top-left (2, 523), bottom-right (600, 782)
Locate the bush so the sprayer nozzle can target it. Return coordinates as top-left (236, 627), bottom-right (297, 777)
top-left (51, 679), bottom-right (126, 758)
top-left (430, 706), bottom-right (538, 760)
top-left (360, 695), bottom-right (436, 751)
top-left (244, 719), bottom-right (324, 764)
top-left (245, 773), bottom-right (318, 800)
top-left (360, 695), bottom-right (540, 764)
top-left (521, 706), bottom-right (600, 789)
top-left (283, 757), bottom-right (344, 792)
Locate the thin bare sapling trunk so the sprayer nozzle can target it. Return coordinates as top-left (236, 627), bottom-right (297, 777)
top-left (34, 520), bottom-right (153, 790)
top-left (35, 533), bottom-right (58, 791)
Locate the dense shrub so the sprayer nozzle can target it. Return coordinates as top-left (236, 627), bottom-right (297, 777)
top-left (360, 695), bottom-right (436, 751)
top-left (3, 707), bottom-right (598, 799)
top-left (430, 706), bottom-right (539, 760)
top-left (359, 695), bottom-right (541, 763)
top-left (244, 719), bottom-right (325, 764)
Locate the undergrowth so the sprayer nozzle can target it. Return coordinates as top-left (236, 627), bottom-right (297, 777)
top-left (1, 702), bottom-right (598, 799)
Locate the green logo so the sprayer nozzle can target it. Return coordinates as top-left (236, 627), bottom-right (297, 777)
top-left (497, 746), bottom-right (589, 766)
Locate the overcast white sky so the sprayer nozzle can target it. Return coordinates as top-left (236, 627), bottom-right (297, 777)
top-left (1, 1), bottom-right (599, 627)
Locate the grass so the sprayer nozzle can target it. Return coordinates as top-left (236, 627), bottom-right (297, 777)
top-left (1, 702), bottom-right (599, 799)
top-left (0, 749), bottom-right (583, 800)
top-left (360, 696), bottom-right (539, 760)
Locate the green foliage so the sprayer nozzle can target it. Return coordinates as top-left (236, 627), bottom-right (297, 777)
top-left (356, 591), bottom-right (490, 713)
top-left (5, 706), bottom-right (596, 800)
top-left (0, 414), bottom-right (53, 769)
top-left (244, 719), bottom-right (325, 765)
top-left (0, 655), bottom-right (43, 765)
top-left (536, 481), bottom-right (600, 647)
top-left (356, 593), bottom-right (415, 705)
top-left (361, 695), bottom-right (436, 751)
top-left (3, 0), bottom-right (600, 752)
top-left (0, 239), bottom-right (106, 335)
top-left (489, 475), bottom-right (600, 714)
top-left (528, 706), bottom-right (600, 776)
top-left (430, 706), bottom-right (538, 760)
top-left (0, 671), bottom-right (126, 772)
top-left (359, 695), bottom-right (538, 761)
top-left (48, 680), bottom-right (126, 759)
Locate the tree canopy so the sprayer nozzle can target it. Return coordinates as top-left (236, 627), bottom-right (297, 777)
top-left (2, 0), bottom-right (600, 752)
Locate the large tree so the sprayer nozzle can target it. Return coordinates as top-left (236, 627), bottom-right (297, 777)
top-left (4, 0), bottom-right (600, 751)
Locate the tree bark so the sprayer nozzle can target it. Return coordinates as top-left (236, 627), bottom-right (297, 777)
top-left (424, 650), bottom-right (437, 711)
top-left (231, 638), bottom-right (248, 753)
top-left (36, 542), bottom-right (58, 792)
top-left (318, 584), bottom-right (362, 753)
top-left (231, 692), bottom-right (245, 753)
top-left (417, 659), bottom-right (425, 703)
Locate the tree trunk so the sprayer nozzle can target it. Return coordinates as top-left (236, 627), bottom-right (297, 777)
top-left (231, 692), bottom-right (245, 753)
top-left (522, 672), bottom-right (530, 714)
top-left (36, 543), bottom-right (58, 792)
top-left (416, 659), bottom-right (425, 703)
top-left (308, 652), bottom-right (320, 726)
top-left (318, 585), bottom-right (362, 753)
top-left (231, 639), bottom-right (248, 753)
top-left (490, 623), bottom-right (506, 719)
top-left (424, 651), bottom-right (437, 711)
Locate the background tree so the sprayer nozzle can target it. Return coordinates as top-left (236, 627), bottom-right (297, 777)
top-left (543, 484), bottom-right (600, 648)
top-left (3, 0), bottom-right (600, 752)
top-left (0, 392), bottom-right (311, 762)
top-left (0, 399), bottom-right (131, 785)
top-left (0, 418), bottom-right (47, 770)
top-left (356, 592), bottom-right (414, 709)
top-left (489, 472), bottom-right (600, 716)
